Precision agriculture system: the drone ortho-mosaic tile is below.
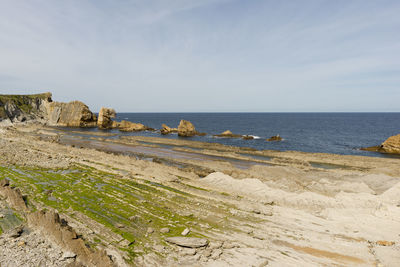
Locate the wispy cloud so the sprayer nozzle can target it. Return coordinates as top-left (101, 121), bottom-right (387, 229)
top-left (0, 0), bottom-right (399, 111)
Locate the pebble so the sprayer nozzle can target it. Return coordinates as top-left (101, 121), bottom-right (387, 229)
top-left (181, 228), bottom-right (190, 236)
top-left (62, 251), bottom-right (76, 259)
top-left (147, 227), bottom-right (155, 234)
top-left (160, 227), bottom-right (170, 233)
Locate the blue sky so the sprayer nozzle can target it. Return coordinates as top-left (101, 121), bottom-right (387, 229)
top-left (0, 0), bottom-right (399, 112)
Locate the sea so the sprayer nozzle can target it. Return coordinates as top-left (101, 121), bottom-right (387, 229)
top-left (85, 113), bottom-right (400, 158)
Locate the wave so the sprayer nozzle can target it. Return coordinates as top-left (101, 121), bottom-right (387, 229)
top-left (249, 135), bottom-right (261, 139)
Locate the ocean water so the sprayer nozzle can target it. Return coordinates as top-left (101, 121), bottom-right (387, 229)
top-left (91, 113), bottom-right (400, 158)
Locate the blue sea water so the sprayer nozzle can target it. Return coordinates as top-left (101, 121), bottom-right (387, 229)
top-left (95, 113), bottom-right (400, 158)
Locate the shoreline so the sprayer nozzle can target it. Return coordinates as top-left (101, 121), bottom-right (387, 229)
top-left (0, 123), bottom-right (399, 266)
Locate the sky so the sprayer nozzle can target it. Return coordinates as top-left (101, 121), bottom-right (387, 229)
top-left (0, 0), bottom-right (399, 112)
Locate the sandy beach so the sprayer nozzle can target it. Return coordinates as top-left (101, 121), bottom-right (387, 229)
top-left (0, 123), bottom-right (399, 266)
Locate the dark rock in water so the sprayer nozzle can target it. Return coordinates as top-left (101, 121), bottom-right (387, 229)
top-left (165, 237), bottom-right (209, 248)
top-left (267, 135), bottom-right (282, 142)
top-left (242, 135), bottom-right (254, 140)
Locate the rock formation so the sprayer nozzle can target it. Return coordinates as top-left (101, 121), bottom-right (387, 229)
top-left (214, 130), bottom-right (241, 138)
top-left (28, 209), bottom-right (114, 267)
top-left (46, 101), bottom-right (97, 127)
top-left (242, 135), bottom-right (254, 140)
top-left (363, 134), bottom-right (400, 154)
top-left (177, 120), bottom-right (197, 137)
top-left (0, 179), bottom-right (28, 212)
top-left (160, 124), bottom-right (178, 135)
top-left (267, 135), bottom-right (282, 141)
top-left (97, 107), bottom-right (116, 129)
top-left (0, 93), bottom-right (51, 123)
top-left (118, 120), bottom-right (147, 132)
top-left (380, 134), bottom-right (400, 154)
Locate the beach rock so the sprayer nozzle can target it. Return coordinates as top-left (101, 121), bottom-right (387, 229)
top-left (97, 107), bottom-right (116, 129)
top-left (178, 120), bottom-right (197, 137)
top-left (118, 120), bottom-right (147, 132)
top-left (46, 101), bottom-right (97, 127)
top-left (160, 227), bottom-right (170, 233)
top-left (267, 135), bottom-right (282, 142)
top-left (242, 135), bottom-right (254, 140)
top-left (214, 130), bottom-right (241, 138)
top-left (147, 227), bottom-right (155, 234)
top-left (161, 124), bottom-right (178, 135)
top-left (380, 134), bottom-right (400, 154)
top-left (165, 237), bottom-right (209, 248)
top-left (181, 228), bottom-right (190, 236)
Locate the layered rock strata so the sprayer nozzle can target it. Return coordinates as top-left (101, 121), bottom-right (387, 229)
top-left (98, 107), bottom-right (117, 129)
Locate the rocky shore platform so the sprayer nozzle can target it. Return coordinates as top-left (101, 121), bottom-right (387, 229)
top-left (0, 123), bottom-right (399, 266)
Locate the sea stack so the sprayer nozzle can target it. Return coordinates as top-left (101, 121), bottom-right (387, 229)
top-left (177, 120), bottom-right (197, 137)
top-left (97, 107), bottom-right (117, 129)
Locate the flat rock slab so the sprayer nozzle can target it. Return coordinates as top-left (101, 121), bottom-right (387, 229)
top-left (165, 237), bottom-right (209, 248)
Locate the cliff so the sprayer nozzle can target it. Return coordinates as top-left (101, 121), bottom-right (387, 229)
top-left (0, 92), bottom-right (52, 123)
top-left (46, 101), bottom-right (97, 127)
top-left (0, 93), bottom-right (97, 127)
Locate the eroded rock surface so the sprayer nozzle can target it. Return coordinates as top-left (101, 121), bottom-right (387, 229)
top-left (0, 93), bottom-right (51, 123)
top-left (165, 237), bottom-right (209, 248)
top-left (381, 134), bottom-right (400, 154)
top-left (98, 107), bottom-right (116, 129)
top-left (46, 101), bottom-right (97, 127)
top-left (160, 124), bottom-right (177, 135)
top-left (118, 120), bottom-right (147, 132)
top-left (178, 120), bottom-right (197, 137)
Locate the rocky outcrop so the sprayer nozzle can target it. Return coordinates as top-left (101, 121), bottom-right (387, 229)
top-left (28, 209), bottom-right (114, 267)
top-left (178, 120), bottom-right (197, 137)
top-left (363, 134), bottom-right (400, 154)
top-left (118, 120), bottom-right (147, 132)
top-left (381, 134), bottom-right (400, 154)
top-left (46, 101), bottom-right (97, 127)
top-left (161, 124), bottom-right (178, 135)
top-left (214, 130), bottom-right (241, 138)
top-left (0, 93), bottom-right (51, 123)
top-left (0, 179), bottom-right (28, 212)
top-left (267, 135), bottom-right (282, 142)
top-left (97, 107), bottom-right (116, 129)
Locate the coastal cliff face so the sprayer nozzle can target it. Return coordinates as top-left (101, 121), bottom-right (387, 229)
top-left (46, 101), bottom-right (97, 127)
top-left (0, 93), bottom-right (52, 123)
top-left (0, 93), bottom-right (97, 127)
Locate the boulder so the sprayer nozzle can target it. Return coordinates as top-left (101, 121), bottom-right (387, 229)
top-left (165, 237), bottom-right (209, 248)
top-left (242, 135), bottom-right (254, 140)
top-left (46, 101), bottom-right (97, 127)
top-left (380, 134), bottom-right (400, 154)
top-left (178, 120), bottom-right (197, 137)
top-left (97, 107), bottom-right (116, 129)
top-left (267, 135), bottom-right (282, 142)
top-left (214, 130), bottom-right (241, 138)
top-left (118, 120), bottom-right (147, 132)
top-left (160, 124), bottom-right (178, 135)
